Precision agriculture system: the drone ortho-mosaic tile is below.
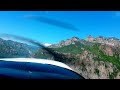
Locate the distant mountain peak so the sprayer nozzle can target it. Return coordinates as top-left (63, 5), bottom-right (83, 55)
top-left (70, 36), bottom-right (79, 41)
top-left (85, 35), bottom-right (120, 46)
top-left (86, 35), bottom-right (94, 42)
top-left (71, 36), bottom-right (79, 39)
top-left (50, 35), bottom-right (120, 48)
top-left (49, 36), bottom-right (80, 48)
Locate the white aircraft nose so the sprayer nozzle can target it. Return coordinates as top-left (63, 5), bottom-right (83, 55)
top-left (0, 58), bottom-right (73, 71)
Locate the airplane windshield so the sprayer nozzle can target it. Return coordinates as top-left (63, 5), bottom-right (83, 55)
top-left (0, 11), bottom-right (120, 79)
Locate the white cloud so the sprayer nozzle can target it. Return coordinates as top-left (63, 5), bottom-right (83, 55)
top-left (44, 43), bottom-right (52, 47)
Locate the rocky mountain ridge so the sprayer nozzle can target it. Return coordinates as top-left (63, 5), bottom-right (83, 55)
top-left (86, 35), bottom-right (120, 46)
top-left (0, 38), bottom-right (38, 58)
top-left (46, 35), bottom-right (120, 79)
top-left (50, 35), bottom-right (120, 48)
top-left (2, 35), bottom-right (120, 79)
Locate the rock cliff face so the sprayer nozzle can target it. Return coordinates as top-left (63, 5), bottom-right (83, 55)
top-left (50, 35), bottom-right (120, 48)
top-left (86, 35), bottom-right (120, 46)
top-left (47, 36), bottom-right (120, 79)
top-left (50, 37), bottom-right (80, 48)
top-left (86, 35), bottom-right (94, 42)
top-left (70, 50), bottom-right (118, 79)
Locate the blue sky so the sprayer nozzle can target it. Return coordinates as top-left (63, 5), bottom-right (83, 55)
top-left (0, 11), bottom-right (120, 45)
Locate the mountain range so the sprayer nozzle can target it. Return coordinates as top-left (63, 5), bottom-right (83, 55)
top-left (0, 35), bottom-right (120, 79)
top-left (46, 35), bottom-right (120, 79)
top-left (0, 38), bottom-right (38, 58)
top-left (50, 35), bottom-right (120, 48)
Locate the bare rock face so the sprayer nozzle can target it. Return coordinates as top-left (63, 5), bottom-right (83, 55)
top-left (86, 35), bottom-right (94, 42)
top-left (49, 36), bottom-right (120, 79)
top-left (62, 37), bottom-right (79, 46)
top-left (80, 50), bottom-right (89, 60)
top-left (50, 35), bottom-right (120, 48)
top-left (87, 36), bottom-right (120, 47)
top-left (71, 37), bottom-right (79, 42)
top-left (100, 45), bottom-right (114, 56)
top-left (104, 47), bottom-right (113, 56)
top-left (115, 72), bottom-right (120, 79)
top-left (69, 50), bottom-right (116, 79)
top-left (64, 39), bottom-right (74, 45)
top-left (49, 37), bottom-right (79, 48)
top-left (97, 63), bottom-right (108, 79)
